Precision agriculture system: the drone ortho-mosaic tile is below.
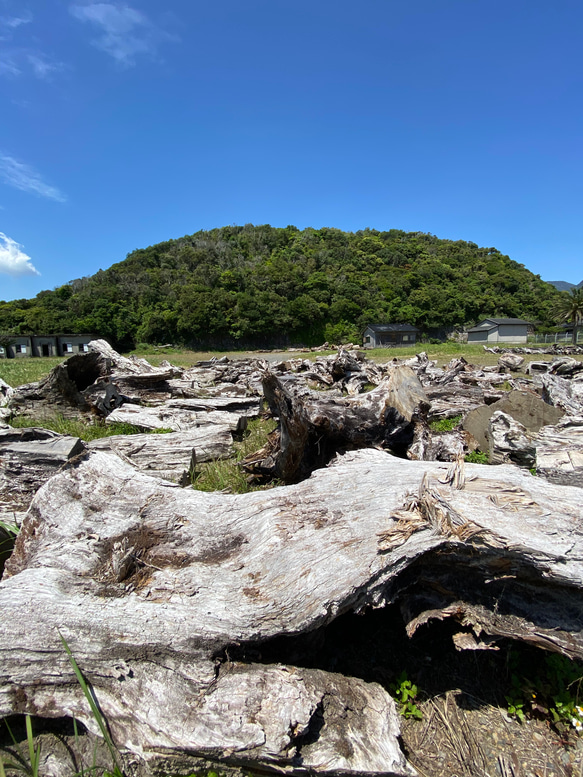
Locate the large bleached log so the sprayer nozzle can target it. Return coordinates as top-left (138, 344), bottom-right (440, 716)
top-left (244, 366), bottom-right (428, 482)
top-left (0, 378), bottom-right (14, 423)
top-left (88, 427), bottom-right (233, 483)
top-left (105, 403), bottom-right (248, 434)
top-left (0, 426), bottom-right (85, 524)
top-left (3, 449), bottom-right (583, 774)
top-left (424, 383), bottom-right (505, 422)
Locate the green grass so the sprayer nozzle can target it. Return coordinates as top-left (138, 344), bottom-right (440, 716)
top-left (192, 417), bottom-right (278, 493)
top-left (465, 450), bottom-right (489, 464)
top-left (429, 415), bottom-right (462, 432)
top-left (0, 357), bottom-right (63, 388)
top-left (8, 414), bottom-right (172, 442)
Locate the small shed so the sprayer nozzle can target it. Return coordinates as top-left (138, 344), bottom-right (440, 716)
top-left (363, 324), bottom-right (419, 349)
top-left (467, 318), bottom-right (530, 344)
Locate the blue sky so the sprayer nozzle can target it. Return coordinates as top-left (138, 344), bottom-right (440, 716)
top-left (1, 0), bottom-right (582, 301)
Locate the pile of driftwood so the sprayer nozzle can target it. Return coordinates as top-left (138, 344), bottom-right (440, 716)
top-left (1, 341), bottom-right (583, 776)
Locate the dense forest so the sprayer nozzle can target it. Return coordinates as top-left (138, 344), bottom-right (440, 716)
top-left (0, 225), bottom-right (563, 349)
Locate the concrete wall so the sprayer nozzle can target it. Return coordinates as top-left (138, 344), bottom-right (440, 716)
top-left (5, 337), bottom-right (33, 358)
top-left (31, 336), bottom-right (58, 357)
top-left (57, 336), bottom-right (91, 355)
top-left (468, 325), bottom-right (528, 344)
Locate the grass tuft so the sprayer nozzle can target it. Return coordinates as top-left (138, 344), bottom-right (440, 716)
top-left (192, 417), bottom-right (278, 493)
top-left (8, 414), bottom-right (171, 442)
top-left (429, 415), bottom-right (462, 432)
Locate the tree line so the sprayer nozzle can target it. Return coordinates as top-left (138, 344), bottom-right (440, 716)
top-left (0, 225), bottom-right (564, 350)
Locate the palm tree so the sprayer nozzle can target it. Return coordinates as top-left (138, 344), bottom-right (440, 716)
top-left (553, 287), bottom-right (583, 344)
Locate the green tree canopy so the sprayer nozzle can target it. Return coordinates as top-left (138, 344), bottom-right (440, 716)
top-left (0, 225), bottom-right (563, 349)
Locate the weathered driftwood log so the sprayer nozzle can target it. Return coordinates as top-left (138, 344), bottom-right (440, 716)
top-left (525, 360), bottom-right (552, 375)
top-left (539, 373), bottom-right (583, 415)
top-left (487, 411), bottom-right (536, 467)
top-left (424, 383), bottom-right (505, 422)
top-left (0, 378), bottom-right (14, 423)
top-left (535, 416), bottom-right (583, 487)
top-left (497, 354), bottom-right (525, 372)
top-left (88, 427), bottom-right (233, 483)
top-left (105, 403), bottom-right (248, 434)
top-left (548, 356), bottom-right (583, 377)
top-left (3, 449), bottom-right (583, 775)
top-left (8, 339), bottom-right (181, 417)
top-left (0, 426), bottom-right (84, 522)
top-left (167, 396), bottom-right (262, 416)
top-left (244, 366), bottom-right (428, 482)
top-left (463, 390), bottom-right (564, 454)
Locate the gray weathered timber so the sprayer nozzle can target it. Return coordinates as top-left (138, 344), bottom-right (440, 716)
top-left (245, 366), bottom-right (428, 482)
top-left (463, 390), bottom-right (564, 454)
top-left (424, 383), bottom-right (505, 422)
top-left (487, 410), bottom-right (536, 467)
top-left (497, 354), bottom-right (525, 372)
top-left (7, 339), bottom-right (181, 417)
top-left (535, 416), bottom-right (583, 487)
top-left (88, 427), bottom-right (233, 482)
top-left (540, 373), bottom-right (583, 416)
top-left (3, 449), bottom-right (583, 774)
top-left (0, 426), bottom-right (85, 522)
top-left (105, 403), bottom-right (248, 434)
top-left (167, 396), bottom-right (262, 416)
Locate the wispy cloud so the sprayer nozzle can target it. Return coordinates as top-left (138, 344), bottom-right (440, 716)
top-left (0, 55), bottom-right (20, 76)
top-left (70, 2), bottom-right (177, 66)
top-left (26, 53), bottom-right (64, 80)
top-left (0, 154), bottom-right (66, 202)
top-left (0, 232), bottom-right (40, 277)
top-left (0, 11), bottom-right (33, 31)
top-left (0, 10), bottom-right (64, 80)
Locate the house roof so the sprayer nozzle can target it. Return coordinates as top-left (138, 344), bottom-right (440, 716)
top-left (467, 318), bottom-right (531, 333)
top-left (482, 318), bottom-right (531, 325)
top-left (365, 323), bottom-right (419, 333)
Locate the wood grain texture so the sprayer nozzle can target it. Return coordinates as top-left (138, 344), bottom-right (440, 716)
top-left (3, 448), bottom-right (583, 773)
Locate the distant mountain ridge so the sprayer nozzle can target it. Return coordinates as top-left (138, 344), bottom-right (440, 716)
top-left (547, 280), bottom-right (583, 292)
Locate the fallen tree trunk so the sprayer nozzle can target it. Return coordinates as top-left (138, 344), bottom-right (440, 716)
top-left (244, 366), bottom-right (428, 482)
top-left (0, 426), bottom-right (85, 523)
top-left (105, 403), bottom-right (248, 434)
top-left (88, 427), bottom-right (234, 483)
top-left (535, 416), bottom-right (583, 487)
top-left (3, 449), bottom-right (583, 774)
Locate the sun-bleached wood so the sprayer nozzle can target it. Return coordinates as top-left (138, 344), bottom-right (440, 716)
top-left (3, 449), bottom-right (583, 774)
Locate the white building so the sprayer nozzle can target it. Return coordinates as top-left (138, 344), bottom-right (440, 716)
top-left (467, 318), bottom-right (530, 344)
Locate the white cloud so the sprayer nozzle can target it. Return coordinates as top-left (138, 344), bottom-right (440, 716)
top-left (26, 53), bottom-right (63, 80)
top-left (0, 55), bottom-right (20, 76)
top-left (0, 153), bottom-right (66, 202)
top-left (0, 11), bottom-right (33, 30)
top-left (0, 232), bottom-right (40, 277)
top-left (70, 2), bottom-right (176, 66)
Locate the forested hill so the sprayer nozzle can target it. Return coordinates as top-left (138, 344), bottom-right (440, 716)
top-left (0, 225), bottom-right (563, 349)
